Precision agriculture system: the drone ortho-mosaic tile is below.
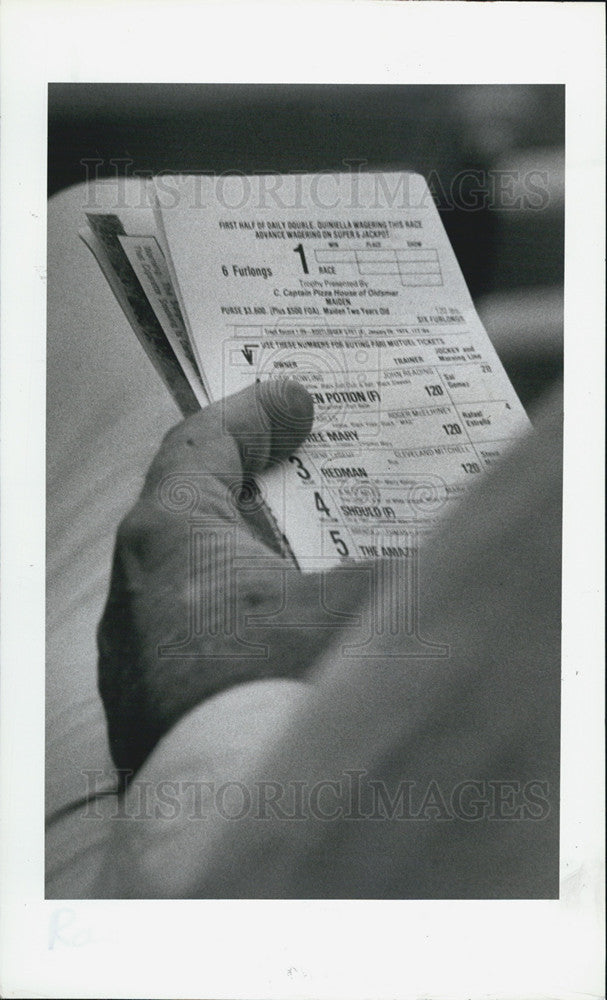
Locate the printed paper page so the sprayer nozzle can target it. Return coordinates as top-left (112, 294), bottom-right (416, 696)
top-left (118, 234), bottom-right (209, 407)
top-left (153, 172), bottom-right (530, 571)
top-left (80, 220), bottom-right (202, 416)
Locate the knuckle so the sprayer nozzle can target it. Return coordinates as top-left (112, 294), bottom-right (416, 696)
top-left (145, 418), bottom-right (203, 488)
top-left (159, 408), bottom-right (213, 454)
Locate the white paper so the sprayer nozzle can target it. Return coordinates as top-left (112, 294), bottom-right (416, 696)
top-left (1, 2), bottom-right (604, 997)
top-left (153, 171), bottom-right (530, 569)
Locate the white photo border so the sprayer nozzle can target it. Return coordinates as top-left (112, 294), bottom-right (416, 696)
top-left (1, 2), bottom-right (604, 998)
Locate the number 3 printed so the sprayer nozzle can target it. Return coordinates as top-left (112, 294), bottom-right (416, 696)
top-left (289, 455), bottom-right (311, 480)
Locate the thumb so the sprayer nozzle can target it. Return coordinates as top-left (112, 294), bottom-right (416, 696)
top-left (144, 378), bottom-right (314, 494)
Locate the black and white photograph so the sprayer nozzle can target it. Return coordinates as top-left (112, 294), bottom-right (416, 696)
top-left (45, 81), bottom-right (566, 900)
top-left (1, 2), bottom-right (604, 998)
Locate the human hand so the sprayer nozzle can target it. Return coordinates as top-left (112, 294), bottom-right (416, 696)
top-left (95, 380), bottom-right (562, 899)
top-left (97, 379), bottom-right (366, 776)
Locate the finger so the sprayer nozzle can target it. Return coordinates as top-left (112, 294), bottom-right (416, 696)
top-left (145, 378), bottom-right (314, 491)
top-left (226, 377), bottom-right (315, 472)
top-left (222, 379), bottom-right (314, 551)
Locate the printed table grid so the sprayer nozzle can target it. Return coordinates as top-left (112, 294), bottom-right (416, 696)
top-left (315, 248), bottom-right (443, 287)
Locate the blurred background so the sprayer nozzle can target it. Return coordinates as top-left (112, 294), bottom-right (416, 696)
top-left (48, 83), bottom-right (564, 410)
